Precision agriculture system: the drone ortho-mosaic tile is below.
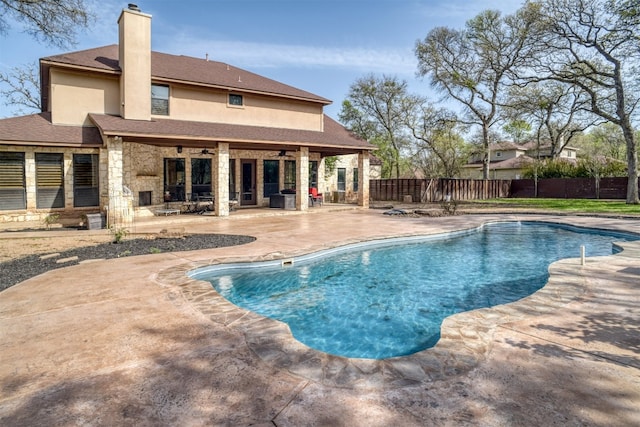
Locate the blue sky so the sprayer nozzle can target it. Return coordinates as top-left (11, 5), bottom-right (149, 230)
top-left (0, 0), bottom-right (524, 120)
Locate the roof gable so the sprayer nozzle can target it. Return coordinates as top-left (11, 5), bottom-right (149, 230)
top-left (41, 45), bottom-right (331, 105)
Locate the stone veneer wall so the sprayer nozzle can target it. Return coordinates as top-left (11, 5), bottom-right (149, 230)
top-left (324, 154), bottom-right (361, 203)
top-left (125, 142), bottom-right (326, 216)
top-left (0, 140), bottom-right (360, 224)
top-left (0, 145), bottom-right (101, 224)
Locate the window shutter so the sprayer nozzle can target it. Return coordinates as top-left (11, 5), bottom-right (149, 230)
top-left (36, 153), bottom-right (64, 209)
top-left (73, 154), bottom-right (99, 207)
top-left (0, 152), bottom-right (26, 210)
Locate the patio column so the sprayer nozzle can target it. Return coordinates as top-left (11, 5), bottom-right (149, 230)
top-left (357, 150), bottom-right (370, 208)
top-left (105, 136), bottom-right (133, 226)
top-left (214, 142), bottom-right (230, 217)
top-left (296, 147), bottom-right (309, 211)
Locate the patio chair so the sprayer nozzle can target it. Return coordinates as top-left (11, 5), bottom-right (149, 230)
top-left (182, 193), bottom-right (199, 213)
top-left (309, 187), bottom-right (323, 206)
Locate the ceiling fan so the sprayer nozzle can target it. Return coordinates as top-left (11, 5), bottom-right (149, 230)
top-left (271, 149), bottom-right (294, 158)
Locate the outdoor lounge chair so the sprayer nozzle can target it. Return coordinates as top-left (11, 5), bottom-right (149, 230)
top-left (309, 187), bottom-right (323, 206)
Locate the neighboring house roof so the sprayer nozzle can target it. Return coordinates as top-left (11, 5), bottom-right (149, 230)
top-left (491, 141), bottom-right (523, 151)
top-left (87, 113), bottom-right (371, 155)
top-left (40, 45), bottom-right (331, 105)
top-left (0, 113), bottom-right (102, 147)
top-left (489, 155), bottom-right (535, 170)
top-left (463, 155), bottom-right (535, 170)
top-left (369, 153), bottom-right (383, 166)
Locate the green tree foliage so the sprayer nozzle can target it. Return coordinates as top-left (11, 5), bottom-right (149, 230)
top-left (502, 119), bottom-right (532, 144)
top-left (525, 0), bottom-right (640, 203)
top-left (415, 6), bottom-right (541, 179)
top-left (523, 157), bottom-right (626, 178)
top-left (339, 75), bottom-right (422, 178)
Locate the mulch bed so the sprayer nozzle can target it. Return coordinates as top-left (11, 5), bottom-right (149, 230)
top-left (0, 234), bottom-right (255, 291)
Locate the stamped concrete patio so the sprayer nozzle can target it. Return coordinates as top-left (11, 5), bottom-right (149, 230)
top-left (1, 208), bottom-right (639, 426)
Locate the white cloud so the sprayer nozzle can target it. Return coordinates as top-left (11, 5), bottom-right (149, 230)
top-left (159, 36), bottom-right (417, 76)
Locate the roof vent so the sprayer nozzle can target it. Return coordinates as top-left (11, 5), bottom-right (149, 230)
top-left (128, 3), bottom-right (141, 11)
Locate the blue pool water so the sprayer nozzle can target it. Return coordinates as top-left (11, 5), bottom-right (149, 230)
top-left (191, 222), bottom-right (637, 359)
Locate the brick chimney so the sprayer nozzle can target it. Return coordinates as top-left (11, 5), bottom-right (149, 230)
top-left (118, 4), bottom-right (151, 120)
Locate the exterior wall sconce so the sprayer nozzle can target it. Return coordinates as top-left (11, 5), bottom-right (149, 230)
top-left (177, 145), bottom-right (182, 153)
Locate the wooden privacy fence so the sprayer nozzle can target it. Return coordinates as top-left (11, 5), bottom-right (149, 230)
top-left (510, 177), bottom-right (634, 199)
top-left (370, 179), bottom-right (511, 202)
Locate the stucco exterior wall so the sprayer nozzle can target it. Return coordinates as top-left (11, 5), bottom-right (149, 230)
top-left (167, 85), bottom-right (324, 131)
top-left (49, 69), bottom-right (120, 126)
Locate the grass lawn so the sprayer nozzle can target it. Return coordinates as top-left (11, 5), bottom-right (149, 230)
top-left (471, 198), bottom-right (640, 215)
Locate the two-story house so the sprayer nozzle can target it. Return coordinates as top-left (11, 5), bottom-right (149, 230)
top-left (462, 141), bottom-right (579, 179)
top-left (0, 4), bottom-right (373, 225)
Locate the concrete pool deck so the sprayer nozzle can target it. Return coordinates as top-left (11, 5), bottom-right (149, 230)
top-left (1, 209), bottom-right (639, 426)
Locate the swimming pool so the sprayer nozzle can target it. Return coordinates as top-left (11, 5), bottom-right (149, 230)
top-left (190, 221), bottom-right (638, 359)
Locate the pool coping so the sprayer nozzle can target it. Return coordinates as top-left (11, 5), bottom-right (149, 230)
top-left (155, 218), bottom-right (640, 390)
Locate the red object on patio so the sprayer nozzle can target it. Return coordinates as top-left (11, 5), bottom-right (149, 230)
top-left (309, 187), bottom-right (323, 206)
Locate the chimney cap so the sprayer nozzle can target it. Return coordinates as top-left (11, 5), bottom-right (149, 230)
top-left (128, 3), bottom-right (141, 11)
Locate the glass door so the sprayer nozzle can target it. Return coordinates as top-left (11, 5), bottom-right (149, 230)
top-left (241, 159), bottom-right (256, 205)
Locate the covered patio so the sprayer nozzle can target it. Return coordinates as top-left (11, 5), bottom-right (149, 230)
top-left (89, 113), bottom-right (373, 223)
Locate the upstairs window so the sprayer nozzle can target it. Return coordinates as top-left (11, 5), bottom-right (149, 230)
top-left (151, 84), bottom-right (169, 115)
top-left (228, 94), bottom-right (243, 107)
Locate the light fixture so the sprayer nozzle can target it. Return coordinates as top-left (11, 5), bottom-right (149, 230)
top-left (177, 145), bottom-right (182, 153)
top-left (278, 150), bottom-right (286, 157)
top-left (201, 148), bottom-right (210, 155)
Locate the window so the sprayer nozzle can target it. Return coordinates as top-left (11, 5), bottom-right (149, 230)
top-left (228, 94), bottom-right (243, 106)
top-left (0, 152), bottom-right (26, 210)
top-left (36, 153), bottom-right (64, 209)
top-left (164, 158), bottom-right (185, 201)
top-left (496, 151), bottom-right (502, 158)
top-left (151, 84), bottom-right (169, 115)
top-left (308, 160), bottom-right (318, 189)
top-left (337, 168), bottom-right (346, 191)
top-left (191, 158), bottom-right (211, 198)
top-left (263, 160), bottom-right (279, 197)
top-left (353, 168), bottom-right (359, 192)
top-left (73, 154), bottom-right (99, 207)
top-left (284, 160), bottom-right (296, 190)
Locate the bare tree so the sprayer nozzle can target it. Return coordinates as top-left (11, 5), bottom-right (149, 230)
top-left (405, 106), bottom-right (469, 178)
top-left (0, 0), bottom-right (93, 49)
top-left (505, 81), bottom-right (599, 156)
top-left (0, 62), bottom-right (41, 113)
top-left (526, 0), bottom-right (639, 203)
top-left (339, 75), bottom-right (422, 178)
top-left (415, 6), bottom-right (541, 179)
